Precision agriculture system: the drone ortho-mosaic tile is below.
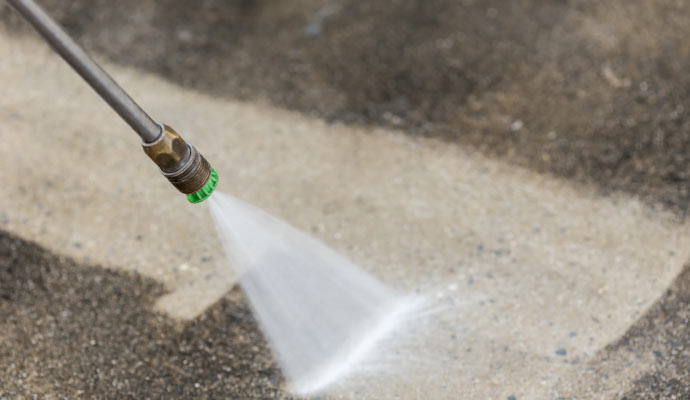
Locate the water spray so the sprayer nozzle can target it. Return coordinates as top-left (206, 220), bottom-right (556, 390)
top-left (7, 0), bottom-right (218, 203)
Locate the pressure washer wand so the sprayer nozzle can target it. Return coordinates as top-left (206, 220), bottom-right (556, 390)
top-left (7, 0), bottom-right (218, 203)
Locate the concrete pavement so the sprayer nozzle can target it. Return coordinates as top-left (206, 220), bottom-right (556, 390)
top-left (2, 31), bottom-right (690, 398)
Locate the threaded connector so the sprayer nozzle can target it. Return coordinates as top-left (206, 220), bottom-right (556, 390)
top-left (142, 125), bottom-right (218, 203)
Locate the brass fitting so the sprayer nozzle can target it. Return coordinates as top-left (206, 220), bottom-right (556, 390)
top-left (142, 125), bottom-right (212, 194)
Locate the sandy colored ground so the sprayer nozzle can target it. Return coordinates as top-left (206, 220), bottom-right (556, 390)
top-left (2, 31), bottom-right (690, 398)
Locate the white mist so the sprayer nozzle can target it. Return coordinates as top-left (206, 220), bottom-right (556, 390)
top-left (208, 192), bottom-right (412, 395)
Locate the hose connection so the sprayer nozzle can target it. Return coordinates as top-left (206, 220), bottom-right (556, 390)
top-left (142, 125), bottom-right (218, 203)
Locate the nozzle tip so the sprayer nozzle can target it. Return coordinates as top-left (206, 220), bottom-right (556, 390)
top-left (187, 167), bottom-right (219, 203)
top-left (142, 125), bottom-right (218, 203)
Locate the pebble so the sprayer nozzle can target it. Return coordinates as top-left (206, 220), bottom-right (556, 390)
top-left (555, 348), bottom-right (567, 356)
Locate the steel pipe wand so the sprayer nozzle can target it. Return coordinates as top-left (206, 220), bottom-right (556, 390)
top-left (7, 0), bottom-right (218, 203)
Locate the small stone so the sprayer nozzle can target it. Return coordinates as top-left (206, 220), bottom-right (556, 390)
top-left (507, 396), bottom-right (517, 400)
top-left (304, 23), bottom-right (322, 37)
top-left (555, 348), bottom-right (567, 356)
top-left (177, 29), bottom-right (193, 42)
top-left (510, 119), bottom-right (524, 131)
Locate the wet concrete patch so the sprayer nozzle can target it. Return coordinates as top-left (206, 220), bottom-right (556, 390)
top-left (0, 231), bottom-right (287, 398)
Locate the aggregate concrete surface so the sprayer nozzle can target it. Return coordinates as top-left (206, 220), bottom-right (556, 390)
top-left (2, 0), bottom-right (690, 398)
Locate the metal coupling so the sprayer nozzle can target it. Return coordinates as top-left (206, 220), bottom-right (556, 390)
top-left (142, 125), bottom-right (213, 195)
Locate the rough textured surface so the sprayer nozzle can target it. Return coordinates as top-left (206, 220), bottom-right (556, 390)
top-left (0, 231), bottom-right (287, 399)
top-left (554, 263), bottom-right (690, 399)
top-left (2, 0), bottom-right (690, 398)
top-left (616, 266), bottom-right (690, 399)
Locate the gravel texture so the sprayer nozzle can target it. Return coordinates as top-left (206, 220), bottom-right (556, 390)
top-left (0, 231), bottom-right (288, 399)
top-left (615, 265), bottom-right (690, 399)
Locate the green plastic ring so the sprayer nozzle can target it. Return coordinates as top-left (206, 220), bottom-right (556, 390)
top-left (187, 167), bottom-right (218, 203)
